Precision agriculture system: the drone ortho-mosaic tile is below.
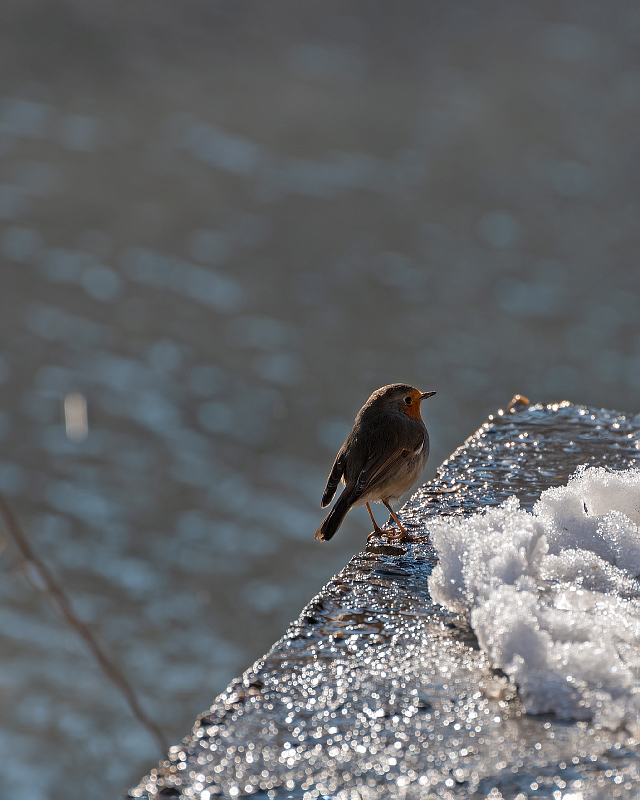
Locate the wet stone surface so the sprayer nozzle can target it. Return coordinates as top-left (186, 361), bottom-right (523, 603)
top-left (131, 402), bottom-right (640, 799)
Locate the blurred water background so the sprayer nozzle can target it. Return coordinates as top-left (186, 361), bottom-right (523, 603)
top-left (0, 1), bottom-right (639, 798)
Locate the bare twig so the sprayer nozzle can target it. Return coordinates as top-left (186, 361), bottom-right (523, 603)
top-left (0, 493), bottom-right (168, 756)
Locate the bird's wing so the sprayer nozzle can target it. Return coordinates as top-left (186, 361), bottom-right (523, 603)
top-left (321, 449), bottom-right (346, 508)
top-left (348, 429), bottom-right (425, 505)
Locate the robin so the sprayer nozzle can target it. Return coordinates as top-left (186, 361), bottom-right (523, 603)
top-left (315, 383), bottom-right (436, 543)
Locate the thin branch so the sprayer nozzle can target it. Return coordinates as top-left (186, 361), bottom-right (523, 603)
top-left (0, 493), bottom-right (168, 756)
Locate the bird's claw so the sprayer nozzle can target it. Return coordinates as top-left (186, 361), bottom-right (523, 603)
top-left (389, 530), bottom-right (419, 544)
top-left (368, 525), bottom-right (419, 544)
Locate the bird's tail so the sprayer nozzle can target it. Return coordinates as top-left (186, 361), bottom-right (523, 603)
top-left (315, 493), bottom-right (351, 542)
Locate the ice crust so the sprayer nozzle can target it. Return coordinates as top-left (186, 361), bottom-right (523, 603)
top-left (428, 466), bottom-right (640, 731)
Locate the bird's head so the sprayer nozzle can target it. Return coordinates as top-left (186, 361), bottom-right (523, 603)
top-left (368, 383), bottom-right (436, 420)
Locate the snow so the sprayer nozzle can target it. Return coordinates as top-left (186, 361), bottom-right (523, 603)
top-left (428, 466), bottom-right (640, 732)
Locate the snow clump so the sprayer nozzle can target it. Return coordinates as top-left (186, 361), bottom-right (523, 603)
top-left (428, 466), bottom-right (640, 733)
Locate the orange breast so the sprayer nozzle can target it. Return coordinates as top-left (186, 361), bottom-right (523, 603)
top-left (401, 388), bottom-right (425, 420)
top-left (403, 403), bottom-right (423, 421)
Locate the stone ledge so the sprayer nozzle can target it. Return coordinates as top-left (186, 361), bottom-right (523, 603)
top-left (131, 401), bottom-right (640, 799)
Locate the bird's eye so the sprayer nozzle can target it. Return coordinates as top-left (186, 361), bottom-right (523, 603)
top-left (404, 396), bottom-right (412, 405)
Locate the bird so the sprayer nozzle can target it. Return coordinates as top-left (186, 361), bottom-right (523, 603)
top-left (315, 383), bottom-right (436, 543)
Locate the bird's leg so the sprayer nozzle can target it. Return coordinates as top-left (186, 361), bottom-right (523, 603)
top-left (382, 500), bottom-right (409, 540)
top-left (366, 502), bottom-right (385, 540)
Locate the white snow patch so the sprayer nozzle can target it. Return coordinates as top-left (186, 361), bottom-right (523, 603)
top-left (428, 466), bottom-right (640, 732)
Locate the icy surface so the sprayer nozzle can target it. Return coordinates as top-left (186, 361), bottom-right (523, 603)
top-left (132, 402), bottom-right (640, 799)
top-left (429, 467), bottom-right (640, 730)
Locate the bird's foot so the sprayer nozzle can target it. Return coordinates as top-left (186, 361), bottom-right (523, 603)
top-left (368, 524), bottom-right (418, 544)
top-left (381, 501), bottom-right (419, 542)
top-left (366, 525), bottom-right (386, 541)
top-left (387, 528), bottom-right (420, 544)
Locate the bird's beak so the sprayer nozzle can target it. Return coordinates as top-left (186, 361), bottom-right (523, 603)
top-left (420, 391), bottom-right (436, 400)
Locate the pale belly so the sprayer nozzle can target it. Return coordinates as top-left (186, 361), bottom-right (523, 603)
top-left (352, 450), bottom-right (428, 508)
